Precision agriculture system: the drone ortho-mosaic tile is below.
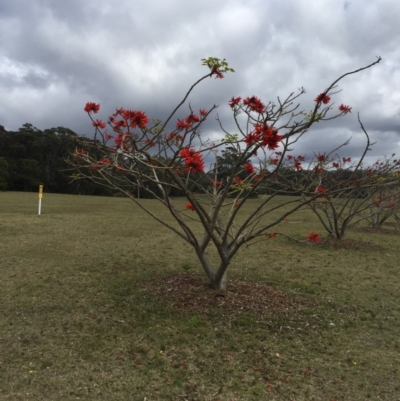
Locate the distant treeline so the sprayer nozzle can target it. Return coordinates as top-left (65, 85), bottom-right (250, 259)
top-left (0, 123), bottom-right (113, 195)
top-left (0, 124), bottom-right (365, 197)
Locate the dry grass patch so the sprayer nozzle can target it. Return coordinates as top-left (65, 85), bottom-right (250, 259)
top-left (1, 192), bottom-right (400, 400)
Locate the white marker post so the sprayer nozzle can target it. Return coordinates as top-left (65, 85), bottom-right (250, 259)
top-left (38, 185), bottom-right (43, 217)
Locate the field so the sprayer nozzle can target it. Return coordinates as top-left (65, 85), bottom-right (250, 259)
top-left (1, 192), bottom-right (400, 401)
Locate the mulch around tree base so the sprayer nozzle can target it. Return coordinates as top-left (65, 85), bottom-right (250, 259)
top-left (141, 273), bottom-right (318, 320)
top-left (357, 226), bottom-right (400, 235)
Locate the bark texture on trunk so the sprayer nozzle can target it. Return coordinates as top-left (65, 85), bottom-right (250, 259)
top-left (196, 248), bottom-right (229, 291)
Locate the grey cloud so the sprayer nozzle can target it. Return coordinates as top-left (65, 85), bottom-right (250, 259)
top-left (0, 0), bottom-right (399, 164)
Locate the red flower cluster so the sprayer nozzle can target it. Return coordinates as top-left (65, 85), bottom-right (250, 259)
top-left (307, 232), bottom-right (321, 243)
top-left (243, 96), bottom-right (265, 113)
top-left (92, 119), bottom-right (106, 129)
top-left (316, 185), bottom-right (327, 193)
top-left (84, 102), bottom-right (100, 114)
top-left (244, 163), bottom-right (255, 174)
top-left (130, 111), bottom-right (150, 129)
top-left (292, 155), bottom-right (305, 171)
top-left (110, 108), bottom-right (150, 131)
top-left (211, 66), bottom-right (224, 79)
top-left (244, 123), bottom-right (283, 150)
top-left (342, 157), bottom-right (351, 163)
top-left (180, 148), bottom-right (205, 173)
top-left (339, 104), bottom-right (352, 114)
top-left (176, 114), bottom-right (200, 130)
top-left (317, 154), bottom-right (326, 162)
top-left (229, 96), bottom-right (242, 108)
top-left (314, 93), bottom-right (331, 104)
top-left (294, 160), bottom-right (302, 170)
top-left (185, 202), bottom-right (195, 211)
top-left (332, 162), bottom-right (340, 168)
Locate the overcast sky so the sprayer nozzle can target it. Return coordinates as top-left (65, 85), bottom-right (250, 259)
top-left (1, 0), bottom-right (399, 164)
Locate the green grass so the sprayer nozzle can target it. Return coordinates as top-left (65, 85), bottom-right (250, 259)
top-left (1, 192), bottom-right (400, 400)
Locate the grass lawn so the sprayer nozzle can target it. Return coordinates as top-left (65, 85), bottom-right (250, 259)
top-left (1, 192), bottom-right (399, 400)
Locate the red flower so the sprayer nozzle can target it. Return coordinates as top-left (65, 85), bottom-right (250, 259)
top-left (229, 96), bottom-right (242, 108)
top-left (332, 162), bottom-right (339, 168)
top-left (233, 176), bottom-right (243, 184)
top-left (270, 158), bottom-right (279, 165)
top-left (339, 104), bottom-right (352, 114)
top-left (287, 155), bottom-right (293, 160)
top-left (199, 109), bottom-right (208, 116)
top-left (317, 154), bottom-right (326, 162)
top-left (104, 132), bottom-right (114, 141)
top-left (84, 102), bottom-right (100, 114)
top-left (342, 157), bottom-right (351, 163)
top-left (314, 93), bottom-right (331, 104)
top-left (185, 156), bottom-right (205, 173)
top-left (244, 132), bottom-right (259, 146)
top-left (180, 148), bottom-right (197, 159)
top-left (307, 232), bottom-right (321, 243)
top-left (386, 203), bottom-right (395, 209)
top-left (176, 119), bottom-right (192, 130)
top-left (293, 160), bottom-right (302, 170)
top-left (249, 123), bottom-right (282, 150)
top-left (296, 155), bottom-right (305, 161)
top-left (243, 96), bottom-right (265, 113)
top-left (211, 66), bottom-right (224, 79)
top-left (180, 148), bottom-right (204, 173)
top-left (112, 119), bottom-right (127, 131)
top-left (244, 163), bottom-right (255, 174)
top-left (130, 111), bottom-right (150, 129)
top-left (185, 114), bottom-right (200, 124)
top-left (316, 185), bottom-right (326, 193)
top-left (315, 166), bottom-right (323, 173)
top-left (92, 119), bottom-right (106, 129)
top-left (185, 202), bottom-right (195, 211)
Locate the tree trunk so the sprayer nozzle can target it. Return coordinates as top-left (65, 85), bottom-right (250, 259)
top-left (195, 248), bottom-right (229, 292)
top-left (212, 269), bottom-right (228, 291)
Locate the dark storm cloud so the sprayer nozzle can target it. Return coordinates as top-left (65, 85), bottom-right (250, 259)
top-left (1, 0), bottom-right (399, 161)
